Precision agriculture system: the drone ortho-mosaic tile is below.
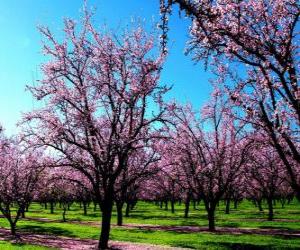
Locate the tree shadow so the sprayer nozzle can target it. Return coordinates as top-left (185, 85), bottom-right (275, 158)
top-left (19, 224), bottom-right (76, 238)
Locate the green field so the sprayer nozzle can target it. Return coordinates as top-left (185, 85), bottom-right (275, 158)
top-left (0, 200), bottom-right (299, 249)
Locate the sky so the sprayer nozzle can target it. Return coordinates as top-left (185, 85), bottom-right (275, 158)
top-left (0, 0), bottom-right (213, 135)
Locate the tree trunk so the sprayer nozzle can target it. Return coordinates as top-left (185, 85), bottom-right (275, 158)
top-left (116, 202), bottom-right (123, 226)
top-left (234, 200), bottom-right (238, 209)
top-left (171, 200), bottom-right (175, 213)
top-left (98, 193), bottom-right (113, 249)
top-left (205, 202), bottom-right (216, 231)
top-left (164, 201), bottom-right (168, 210)
top-left (50, 201), bottom-right (54, 214)
top-left (62, 207), bottom-right (67, 222)
top-left (10, 222), bottom-right (16, 236)
top-left (184, 198), bottom-right (190, 218)
top-left (83, 202), bottom-right (87, 216)
top-left (208, 208), bottom-right (215, 231)
top-left (44, 202), bottom-right (47, 210)
top-left (267, 198), bottom-right (274, 221)
top-left (257, 199), bottom-right (263, 212)
top-left (125, 202), bottom-right (130, 217)
top-left (225, 199), bottom-right (230, 214)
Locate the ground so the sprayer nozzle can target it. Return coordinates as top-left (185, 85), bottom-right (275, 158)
top-left (0, 200), bottom-right (299, 249)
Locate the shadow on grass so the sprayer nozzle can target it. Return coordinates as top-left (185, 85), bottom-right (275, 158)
top-left (19, 224), bottom-right (76, 238)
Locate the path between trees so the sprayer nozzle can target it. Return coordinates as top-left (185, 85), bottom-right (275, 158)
top-left (0, 227), bottom-right (189, 250)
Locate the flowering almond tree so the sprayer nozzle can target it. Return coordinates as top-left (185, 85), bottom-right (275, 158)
top-left (0, 135), bottom-right (46, 236)
top-left (160, 0), bottom-right (300, 199)
top-left (164, 90), bottom-right (252, 231)
top-left (23, 10), bottom-right (168, 249)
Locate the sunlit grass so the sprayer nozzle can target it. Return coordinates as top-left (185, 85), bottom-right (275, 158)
top-left (0, 240), bottom-right (56, 250)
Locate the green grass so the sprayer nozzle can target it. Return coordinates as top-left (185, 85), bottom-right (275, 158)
top-left (0, 199), bottom-right (299, 249)
top-left (0, 240), bottom-right (54, 249)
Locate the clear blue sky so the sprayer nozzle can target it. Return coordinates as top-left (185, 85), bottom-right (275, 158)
top-left (0, 0), bottom-right (212, 135)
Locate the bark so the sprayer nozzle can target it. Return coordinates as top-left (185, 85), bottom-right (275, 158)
top-left (116, 202), bottom-right (124, 226)
top-left (171, 200), bottom-right (175, 213)
top-left (184, 194), bottom-right (191, 218)
top-left (10, 221), bottom-right (16, 236)
top-left (83, 202), bottom-right (87, 216)
top-left (208, 208), bottom-right (216, 231)
top-left (267, 198), bottom-right (274, 221)
top-left (257, 199), bottom-right (263, 212)
top-left (125, 202), bottom-right (130, 217)
top-left (98, 190), bottom-right (114, 249)
top-left (234, 200), bottom-right (238, 209)
top-left (184, 198), bottom-right (190, 218)
top-left (205, 201), bottom-right (216, 231)
top-left (62, 207), bottom-right (67, 222)
top-left (225, 199), bottom-right (230, 214)
top-left (50, 201), bottom-right (54, 214)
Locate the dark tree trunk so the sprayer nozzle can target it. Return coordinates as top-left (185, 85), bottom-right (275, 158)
top-left (225, 199), bottom-right (230, 214)
top-left (44, 202), bottom-right (47, 210)
top-left (171, 200), bottom-right (175, 213)
top-left (257, 199), bottom-right (263, 212)
top-left (267, 198), bottom-right (274, 221)
top-left (184, 193), bottom-right (191, 218)
top-left (205, 202), bottom-right (216, 231)
top-left (98, 192), bottom-right (113, 249)
top-left (208, 209), bottom-right (216, 231)
top-left (62, 207), bottom-right (67, 222)
top-left (280, 199), bottom-right (285, 208)
top-left (160, 201), bottom-right (163, 209)
top-left (125, 202), bottom-right (130, 217)
top-left (234, 200), bottom-right (238, 209)
top-left (164, 201), bottom-right (168, 210)
top-left (50, 201), bottom-right (54, 214)
top-left (83, 202), bottom-right (87, 216)
top-left (10, 221), bottom-right (16, 236)
top-left (116, 202), bottom-right (123, 226)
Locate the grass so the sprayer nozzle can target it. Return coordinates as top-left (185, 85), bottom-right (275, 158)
top-left (0, 240), bottom-right (55, 249)
top-left (0, 199), bottom-right (299, 249)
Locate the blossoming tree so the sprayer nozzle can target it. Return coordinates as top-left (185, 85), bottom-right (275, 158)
top-left (23, 10), bottom-right (168, 249)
